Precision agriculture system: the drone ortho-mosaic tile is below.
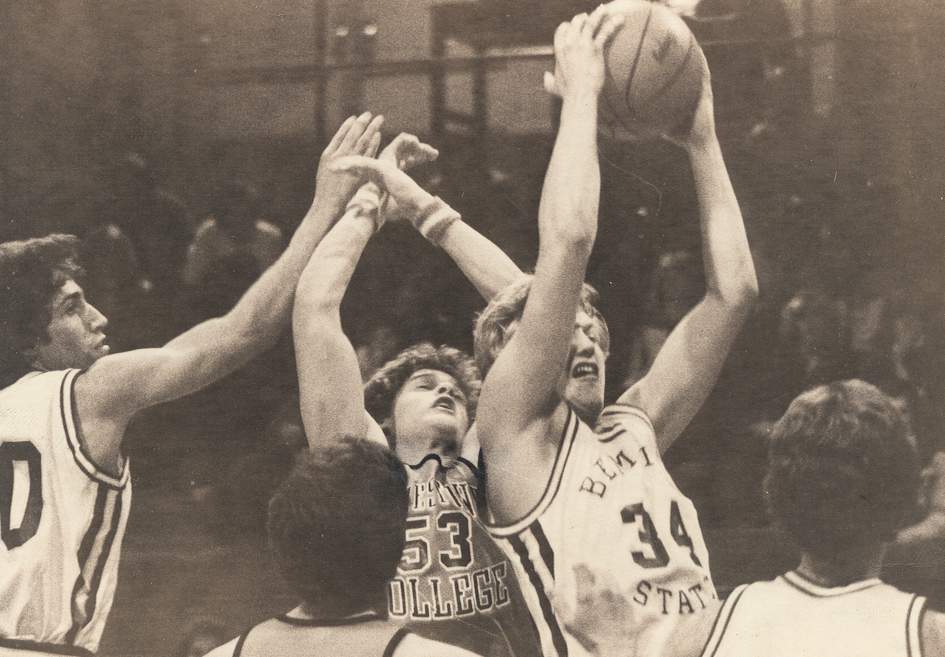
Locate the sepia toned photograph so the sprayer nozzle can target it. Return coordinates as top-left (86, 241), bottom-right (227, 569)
top-left (1, 1), bottom-right (943, 656)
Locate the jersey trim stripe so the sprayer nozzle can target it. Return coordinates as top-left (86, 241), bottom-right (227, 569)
top-left (0, 638), bottom-right (95, 656)
top-left (781, 571), bottom-right (883, 597)
top-left (59, 370), bottom-right (128, 490)
top-left (485, 408), bottom-right (578, 536)
top-left (65, 486), bottom-right (108, 644)
top-left (700, 583), bottom-right (748, 657)
top-left (906, 594), bottom-right (926, 657)
top-left (508, 531), bottom-right (568, 657)
top-left (383, 628), bottom-right (411, 657)
top-left (64, 486), bottom-right (124, 647)
top-left (232, 628), bottom-right (250, 657)
top-left (599, 404), bottom-right (655, 434)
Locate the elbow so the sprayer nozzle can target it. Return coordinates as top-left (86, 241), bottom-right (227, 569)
top-left (710, 272), bottom-right (759, 316)
top-left (547, 218), bottom-right (596, 254)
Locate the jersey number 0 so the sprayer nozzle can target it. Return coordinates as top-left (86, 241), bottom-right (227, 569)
top-left (0, 441), bottom-right (43, 549)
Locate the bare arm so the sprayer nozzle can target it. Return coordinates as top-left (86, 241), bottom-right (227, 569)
top-left (332, 145), bottom-right (523, 302)
top-left (294, 133), bottom-right (440, 448)
top-left (76, 114), bottom-right (384, 464)
top-left (433, 218), bottom-right (523, 302)
top-left (618, 79), bottom-right (758, 453)
top-left (294, 200), bottom-right (386, 449)
top-left (478, 10), bottom-right (622, 438)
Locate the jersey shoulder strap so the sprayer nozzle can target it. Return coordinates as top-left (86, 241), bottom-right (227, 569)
top-left (699, 583), bottom-right (751, 657)
top-left (381, 627), bottom-right (411, 657)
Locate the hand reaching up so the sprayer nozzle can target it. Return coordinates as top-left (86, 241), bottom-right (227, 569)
top-left (331, 155), bottom-right (459, 243)
top-left (312, 112), bottom-right (384, 214)
top-left (543, 6), bottom-right (624, 100)
top-left (379, 133), bottom-right (439, 171)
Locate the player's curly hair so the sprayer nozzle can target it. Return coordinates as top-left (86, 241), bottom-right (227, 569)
top-left (764, 380), bottom-right (920, 561)
top-left (267, 436), bottom-right (408, 615)
top-left (0, 235), bottom-right (84, 383)
top-left (363, 342), bottom-right (480, 448)
top-left (473, 274), bottom-right (610, 377)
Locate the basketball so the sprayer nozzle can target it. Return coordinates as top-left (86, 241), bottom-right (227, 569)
top-left (599, 0), bottom-right (707, 140)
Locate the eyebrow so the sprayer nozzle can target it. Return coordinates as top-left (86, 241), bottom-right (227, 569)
top-left (57, 291), bottom-right (82, 309)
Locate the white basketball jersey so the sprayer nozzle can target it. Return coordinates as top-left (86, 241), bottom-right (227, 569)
top-left (701, 572), bottom-right (926, 657)
top-left (0, 370), bottom-right (131, 656)
top-left (487, 404), bottom-right (716, 657)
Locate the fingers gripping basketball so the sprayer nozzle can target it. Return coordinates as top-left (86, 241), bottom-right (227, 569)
top-left (598, 0), bottom-right (707, 140)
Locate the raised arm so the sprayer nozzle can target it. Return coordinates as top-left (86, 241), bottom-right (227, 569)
top-left (294, 193), bottom-right (387, 448)
top-left (477, 9), bottom-right (622, 437)
top-left (618, 77), bottom-right (758, 453)
top-left (75, 114), bottom-right (384, 465)
top-left (331, 146), bottom-right (523, 302)
top-left (294, 133), bottom-right (440, 448)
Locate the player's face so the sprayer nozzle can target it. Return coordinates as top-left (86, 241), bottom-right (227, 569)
top-left (30, 279), bottom-right (110, 371)
top-left (557, 309), bottom-right (607, 423)
top-left (390, 369), bottom-right (470, 461)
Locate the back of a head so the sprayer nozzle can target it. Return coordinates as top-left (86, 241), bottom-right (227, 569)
top-left (473, 275), bottom-right (610, 377)
top-left (764, 380), bottom-right (920, 561)
top-left (0, 234), bottom-right (83, 385)
top-left (267, 437), bottom-right (408, 615)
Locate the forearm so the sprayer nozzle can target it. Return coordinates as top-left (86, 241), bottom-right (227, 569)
top-left (437, 219), bottom-right (523, 301)
top-left (688, 137), bottom-right (758, 307)
top-left (295, 205), bottom-right (376, 319)
top-left (540, 94), bottom-right (601, 249)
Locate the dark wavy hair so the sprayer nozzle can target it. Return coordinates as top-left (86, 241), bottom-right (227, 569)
top-left (267, 436), bottom-right (408, 615)
top-left (473, 274), bottom-right (610, 377)
top-left (764, 380), bottom-right (920, 561)
top-left (0, 235), bottom-right (84, 383)
top-left (363, 342), bottom-right (480, 448)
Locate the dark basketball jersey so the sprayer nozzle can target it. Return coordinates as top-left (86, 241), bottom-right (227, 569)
top-left (392, 454), bottom-right (540, 657)
top-left (227, 613), bottom-right (408, 657)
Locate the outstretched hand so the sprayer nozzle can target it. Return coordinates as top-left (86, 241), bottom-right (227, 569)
top-left (331, 155), bottom-right (436, 218)
top-left (543, 6), bottom-right (624, 99)
top-left (313, 112), bottom-right (384, 212)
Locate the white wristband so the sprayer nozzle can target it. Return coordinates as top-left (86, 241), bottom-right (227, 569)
top-left (412, 196), bottom-right (460, 245)
top-left (346, 183), bottom-right (386, 232)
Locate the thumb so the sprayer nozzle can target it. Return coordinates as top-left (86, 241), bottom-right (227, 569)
top-left (543, 71), bottom-right (561, 97)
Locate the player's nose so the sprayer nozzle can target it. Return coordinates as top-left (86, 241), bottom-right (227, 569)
top-left (88, 304), bottom-right (108, 332)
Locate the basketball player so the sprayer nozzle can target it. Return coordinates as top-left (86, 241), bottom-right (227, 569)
top-left (0, 113), bottom-right (383, 657)
top-left (469, 8), bottom-right (758, 657)
top-left (201, 436), bottom-right (485, 657)
top-left (293, 134), bottom-right (540, 657)
top-left (559, 381), bottom-right (945, 657)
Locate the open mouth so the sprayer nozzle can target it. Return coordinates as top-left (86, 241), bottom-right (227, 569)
top-left (571, 362), bottom-right (599, 379)
top-left (433, 396), bottom-right (456, 413)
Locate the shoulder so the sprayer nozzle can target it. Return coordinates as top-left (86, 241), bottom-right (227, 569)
top-left (392, 632), bottom-right (483, 657)
top-left (920, 606), bottom-right (945, 657)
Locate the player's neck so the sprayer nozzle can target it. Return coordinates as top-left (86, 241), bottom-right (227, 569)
top-left (796, 544), bottom-right (886, 587)
top-left (397, 431), bottom-right (460, 465)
